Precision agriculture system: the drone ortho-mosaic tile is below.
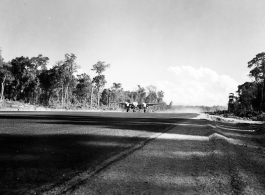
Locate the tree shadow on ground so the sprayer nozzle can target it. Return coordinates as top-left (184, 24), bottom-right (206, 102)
top-left (0, 112), bottom-right (199, 134)
top-left (1, 112), bottom-right (263, 194)
top-left (0, 133), bottom-right (149, 194)
top-left (73, 123), bottom-right (265, 195)
top-left (0, 112), bottom-right (198, 194)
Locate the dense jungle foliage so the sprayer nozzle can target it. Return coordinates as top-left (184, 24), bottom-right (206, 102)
top-left (0, 49), bottom-right (169, 110)
top-left (232, 52), bottom-right (265, 116)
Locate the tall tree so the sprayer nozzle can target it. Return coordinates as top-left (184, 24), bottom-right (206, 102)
top-left (129, 91), bottom-right (139, 102)
top-left (136, 85), bottom-right (146, 103)
top-left (237, 82), bottom-right (259, 111)
top-left (75, 73), bottom-right (92, 104)
top-left (10, 56), bottom-right (32, 101)
top-left (30, 54), bottom-right (49, 71)
top-left (38, 68), bottom-right (55, 105)
top-left (29, 55), bottom-right (49, 103)
top-left (248, 52), bottom-right (265, 111)
top-left (112, 82), bottom-right (122, 90)
top-left (101, 88), bottom-right (111, 106)
top-left (110, 82), bottom-right (122, 103)
top-left (91, 61), bottom-right (110, 108)
top-left (91, 61), bottom-right (110, 75)
top-left (92, 75), bottom-right (107, 108)
top-left (145, 85), bottom-right (157, 103)
top-left (9, 55), bottom-right (48, 103)
top-left (157, 90), bottom-right (164, 103)
top-left (63, 53), bottom-right (78, 108)
top-left (0, 62), bottom-right (13, 101)
top-left (0, 49), bottom-right (13, 100)
top-left (48, 54), bottom-right (78, 108)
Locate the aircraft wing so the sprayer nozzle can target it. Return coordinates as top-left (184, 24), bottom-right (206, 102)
top-left (138, 103), bottom-right (158, 108)
top-left (117, 102), bottom-right (131, 107)
top-left (146, 103), bottom-right (158, 106)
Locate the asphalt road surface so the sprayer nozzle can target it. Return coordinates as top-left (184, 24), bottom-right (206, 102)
top-left (0, 111), bottom-right (265, 195)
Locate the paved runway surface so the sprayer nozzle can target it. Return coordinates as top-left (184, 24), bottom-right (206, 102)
top-left (0, 111), bottom-right (195, 194)
top-left (0, 111), bottom-right (265, 195)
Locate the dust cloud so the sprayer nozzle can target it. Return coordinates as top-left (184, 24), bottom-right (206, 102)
top-left (157, 108), bottom-right (204, 114)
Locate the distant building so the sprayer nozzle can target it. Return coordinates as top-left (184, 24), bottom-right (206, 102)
top-left (228, 93), bottom-right (235, 112)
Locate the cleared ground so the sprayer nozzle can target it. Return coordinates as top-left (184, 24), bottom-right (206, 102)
top-left (72, 118), bottom-right (265, 195)
top-left (0, 111), bottom-right (195, 194)
top-left (0, 112), bottom-right (265, 194)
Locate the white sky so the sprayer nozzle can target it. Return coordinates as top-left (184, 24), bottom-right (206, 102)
top-left (0, 0), bottom-right (264, 106)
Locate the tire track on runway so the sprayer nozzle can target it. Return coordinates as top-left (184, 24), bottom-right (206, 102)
top-left (33, 124), bottom-right (178, 195)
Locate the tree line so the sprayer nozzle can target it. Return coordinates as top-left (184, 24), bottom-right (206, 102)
top-left (232, 52), bottom-right (265, 114)
top-left (0, 49), bottom-right (169, 110)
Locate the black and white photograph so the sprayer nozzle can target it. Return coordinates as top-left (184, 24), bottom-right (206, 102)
top-left (1, 0), bottom-right (265, 194)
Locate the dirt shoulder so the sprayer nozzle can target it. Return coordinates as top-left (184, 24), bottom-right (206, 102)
top-left (71, 116), bottom-right (265, 195)
top-left (195, 113), bottom-right (264, 124)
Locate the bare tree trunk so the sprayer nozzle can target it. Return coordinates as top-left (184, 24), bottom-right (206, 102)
top-left (48, 96), bottom-right (51, 106)
top-left (97, 89), bottom-right (100, 109)
top-left (61, 84), bottom-right (64, 107)
top-left (0, 75), bottom-right (6, 101)
top-left (1, 82), bottom-right (4, 100)
top-left (90, 85), bottom-right (94, 109)
top-left (261, 82), bottom-right (264, 112)
top-left (67, 86), bottom-right (69, 109)
top-left (65, 86), bottom-right (68, 109)
top-left (260, 69), bottom-right (265, 112)
top-left (107, 95), bottom-right (110, 107)
top-left (87, 89), bottom-right (89, 107)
